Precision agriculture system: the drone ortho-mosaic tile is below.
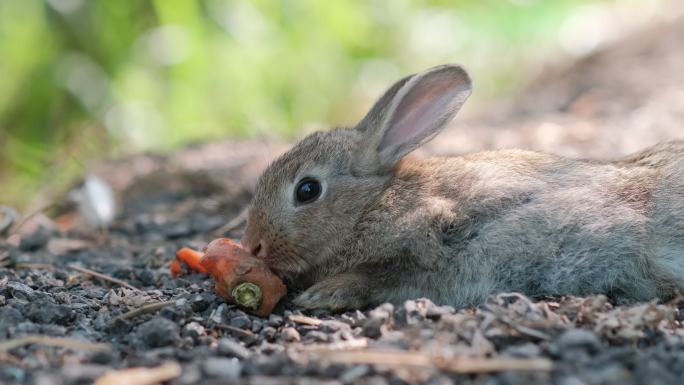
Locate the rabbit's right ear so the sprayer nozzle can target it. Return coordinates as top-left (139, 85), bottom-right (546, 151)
top-left (353, 65), bottom-right (472, 175)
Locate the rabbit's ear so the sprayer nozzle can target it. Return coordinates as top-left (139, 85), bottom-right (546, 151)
top-left (354, 65), bottom-right (472, 174)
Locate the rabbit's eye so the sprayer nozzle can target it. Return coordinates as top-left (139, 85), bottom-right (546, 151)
top-left (295, 178), bottom-right (321, 204)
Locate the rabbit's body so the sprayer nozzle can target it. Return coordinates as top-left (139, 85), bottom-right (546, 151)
top-left (242, 65), bottom-right (684, 310)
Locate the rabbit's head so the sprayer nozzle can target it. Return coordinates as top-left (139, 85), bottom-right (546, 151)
top-left (241, 65), bottom-right (472, 284)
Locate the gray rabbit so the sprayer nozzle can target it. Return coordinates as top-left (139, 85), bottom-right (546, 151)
top-left (241, 64), bottom-right (684, 311)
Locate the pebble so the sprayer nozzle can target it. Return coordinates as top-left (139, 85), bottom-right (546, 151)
top-left (136, 317), bottom-right (180, 348)
top-left (251, 319), bottom-right (263, 333)
top-left (425, 304), bottom-right (455, 320)
top-left (202, 357), bottom-right (242, 379)
top-left (502, 342), bottom-right (542, 358)
top-left (0, 306), bottom-right (25, 334)
top-left (268, 314), bottom-right (284, 327)
top-left (182, 321), bottom-right (205, 342)
top-left (26, 300), bottom-right (73, 325)
top-left (41, 324), bottom-right (67, 336)
top-left (163, 222), bottom-right (194, 239)
top-left (368, 303), bottom-right (394, 322)
top-left (261, 326), bottom-right (278, 340)
top-left (2, 281), bottom-right (36, 301)
top-left (190, 294), bottom-right (210, 312)
top-left (280, 327), bottom-right (301, 342)
top-left (552, 329), bottom-right (602, 355)
top-left (364, 303), bottom-right (395, 338)
top-left (19, 227), bottom-right (50, 251)
top-left (217, 338), bottom-right (251, 359)
top-left (339, 365), bottom-right (370, 383)
top-left (303, 330), bottom-right (329, 343)
top-left (209, 304), bottom-right (227, 324)
top-left (321, 319), bottom-right (351, 333)
top-left (229, 313), bottom-right (252, 329)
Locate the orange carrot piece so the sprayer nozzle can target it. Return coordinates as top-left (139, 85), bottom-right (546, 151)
top-left (175, 247), bottom-right (207, 274)
top-left (200, 238), bottom-right (287, 316)
top-left (171, 239), bottom-right (287, 316)
top-left (169, 259), bottom-right (183, 278)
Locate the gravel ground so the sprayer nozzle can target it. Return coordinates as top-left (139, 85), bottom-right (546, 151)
top-left (2, 203), bottom-right (683, 385)
top-left (2, 15), bottom-right (684, 385)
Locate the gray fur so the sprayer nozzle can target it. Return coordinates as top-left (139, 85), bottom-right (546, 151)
top-left (241, 64), bottom-right (684, 311)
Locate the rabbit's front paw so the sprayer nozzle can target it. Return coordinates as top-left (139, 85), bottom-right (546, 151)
top-left (293, 274), bottom-right (368, 311)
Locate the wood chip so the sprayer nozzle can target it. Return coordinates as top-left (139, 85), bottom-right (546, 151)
top-left (93, 362), bottom-right (182, 385)
top-left (288, 314), bottom-right (323, 326)
top-left (313, 350), bottom-right (553, 373)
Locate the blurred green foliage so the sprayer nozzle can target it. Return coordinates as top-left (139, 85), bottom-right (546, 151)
top-left (0, 0), bottom-right (607, 208)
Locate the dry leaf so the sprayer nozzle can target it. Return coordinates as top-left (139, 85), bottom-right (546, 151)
top-left (108, 288), bottom-right (154, 308)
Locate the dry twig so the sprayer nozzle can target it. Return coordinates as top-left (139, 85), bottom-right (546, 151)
top-left (297, 338), bottom-right (368, 352)
top-left (216, 324), bottom-right (257, 338)
top-left (0, 335), bottom-right (110, 352)
top-left (107, 300), bottom-right (177, 326)
top-left (15, 263), bottom-right (56, 270)
top-left (68, 263), bottom-right (141, 292)
top-left (313, 350), bottom-right (553, 373)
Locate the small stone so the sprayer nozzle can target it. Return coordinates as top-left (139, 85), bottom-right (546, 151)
top-left (304, 330), bottom-right (329, 343)
top-left (62, 364), bottom-right (109, 383)
top-left (251, 319), bottom-right (263, 333)
top-left (261, 326), bottom-right (277, 340)
top-left (19, 227), bottom-right (50, 251)
top-left (182, 321), bottom-right (205, 342)
top-left (41, 324), bottom-right (67, 336)
top-left (136, 317), bottom-right (180, 348)
top-left (558, 377), bottom-right (589, 385)
top-left (365, 376), bottom-right (389, 385)
top-left (552, 329), bottom-right (601, 355)
top-left (502, 343), bottom-right (542, 358)
top-left (268, 314), bottom-right (284, 327)
top-left (203, 357), bottom-right (242, 379)
top-left (0, 307), bottom-right (24, 334)
top-left (171, 363), bottom-right (202, 385)
top-left (88, 350), bottom-right (116, 365)
top-left (369, 303), bottom-right (394, 322)
top-left (190, 294), bottom-right (210, 312)
top-left (209, 304), bottom-right (227, 323)
top-left (0, 366), bottom-right (26, 383)
top-left (425, 375), bottom-right (455, 385)
top-left (364, 303), bottom-right (394, 338)
top-left (425, 304), bottom-right (455, 320)
top-left (280, 327), bottom-right (300, 342)
top-left (14, 321), bottom-right (40, 335)
top-left (217, 338), bottom-right (251, 359)
top-left (26, 300), bottom-right (73, 325)
top-left (321, 320), bottom-right (350, 333)
top-left (2, 281), bottom-right (36, 301)
top-left (229, 314), bottom-right (252, 329)
top-left (340, 365), bottom-right (370, 383)
top-left (163, 222), bottom-right (194, 239)
top-left (136, 269), bottom-right (156, 286)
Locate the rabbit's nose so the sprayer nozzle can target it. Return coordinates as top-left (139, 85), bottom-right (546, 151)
top-left (241, 233), bottom-right (268, 259)
top-left (251, 240), bottom-right (268, 259)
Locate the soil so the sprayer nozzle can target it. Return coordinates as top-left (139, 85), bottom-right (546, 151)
top-left (2, 15), bottom-right (684, 385)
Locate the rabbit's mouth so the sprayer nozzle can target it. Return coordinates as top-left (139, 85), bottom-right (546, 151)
top-left (263, 254), bottom-right (314, 289)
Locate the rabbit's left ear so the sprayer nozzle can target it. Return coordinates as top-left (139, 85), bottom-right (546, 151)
top-left (354, 64), bottom-right (472, 174)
